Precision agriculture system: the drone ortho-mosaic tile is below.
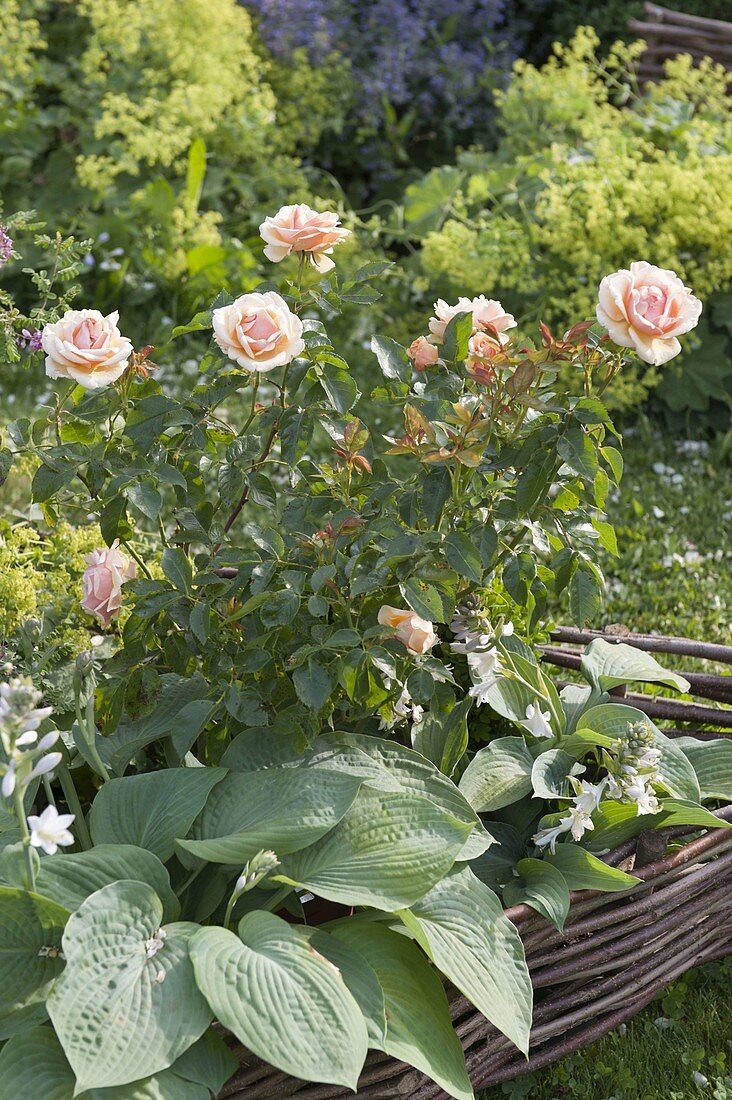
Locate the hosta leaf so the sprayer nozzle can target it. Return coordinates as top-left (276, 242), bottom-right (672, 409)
top-left (400, 866), bottom-right (532, 1054)
top-left (35, 844), bottom-right (179, 921)
top-left (580, 639), bottom-right (689, 694)
top-left (190, 913), bottom-right (367, 1090)
top-left (277, 786), bottom-right (472, 910)
top-left (676, 737), bottom-right (732, 801)
top-left (459, 737), bottom-right (534, 812)
top-left (329, 920), bottom-right (474, 1100)
top-left (544, 844), bottom-right (641, 891)
top-left (412, 698), bottom-right (471, 778)
top-left (176, 766), bottom-right (362, 864)
top-left (0, 887), bottom-right (69, 1014)
top-left (502, 857), bottom-right (570, 931)
top-left (89, 768), bottom-right (226, 861)
top-left (300, 929), bottom-right (387, 1048)
top-left (47, 881), bottom-right (211, 1092)
top-left (576, 704), bottom-right (700, 803)
top-left (170, 1028), bottom-right (239, 1094)
top-left (531, 749), bottom-right (582, 799)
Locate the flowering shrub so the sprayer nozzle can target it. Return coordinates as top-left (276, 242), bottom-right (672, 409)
top-left (0, 211), bottom-right (728, 1096)
top-left (387, 30), bottom-right (732, 412)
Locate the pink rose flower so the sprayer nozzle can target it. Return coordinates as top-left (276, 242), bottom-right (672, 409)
top-left (259, 203), bottom-right (350, 273)
top-left (212, 292), bottom-right (305, 372)
top-left (596, 262), bottom-right (702, 365)
top-left (467, 330), bottom-right (501, 365)
top-left (408, 336), bottom-right (439, 371)
top-left (81, 542), bottom-right (137, 627)
top-left (428, 296), bottom-right (516, 344)
top-left (41, 309), bottom-right (132, 389)
top-left (378, 605), bottom-right (438, 656)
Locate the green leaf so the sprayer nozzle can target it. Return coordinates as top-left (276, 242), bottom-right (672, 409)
top-left (0, 887), bottom-right (69, 1014)
top-left (47, 882), bottom-right (211, 1091)
top-left (172, 311), bottom-right (212, 340)
top-left (127, 482), bottom-right (163, 522)
top-left (601, 445), bottom-right (623, 484)
top-left (329, 920), bottom-right (473, 1100)
top-left (444, 530), bottom-right (483, 584)
top-left (676, 737), bottom-right (732, 801)
top-left (531, 748), bottom-right (581, 799)
top-left (292, 659), bottom-right (334, 711)
top-left (544, 844), bottom-right (641, 891)
top-left (580, 639), bottom-right (690, 694)
top-left (568, 563), bottom-right (601, 628)
top-left (576, 704), bottom-right (700, 802)
top-left (371, 335), bottom-right (409, 383)
top-left (515, 449), bottom-right (556, 515)
top-left (502, 857), bottom-right (570, 931)
top-left (277, 786), bottom-right (472, 910)
top-left (557, 426), bottom-right (598, 481)
top-left (400, 578), bottom-right (447, 623)
top-left (161, 548), bottom-right (193, 594)
top-left (412, 698), bottom-right (471, 778)
top-left (318, 364), bottom-right (359, 413)
top-left (35, 844), bottom-right (179, 921)
top-left (301, 929), bottom-right (387, 1048)
top-left (89, 768), bottom-right (226, 861)
top-left (400, 866), bottom-right (532, 1054)
top-left (170, 1029), bottom-right (239, 1094)
top-left (176, 767), bottom-right (362, 865)
top-left (459, 737), bottom-right (534, 812)
top-left (442, 312), bottom-right (472, 363)
top-left (191, 913), bottom-right (367, 1090)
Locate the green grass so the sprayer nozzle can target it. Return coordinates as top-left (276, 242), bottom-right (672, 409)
top-left (481, 960), bottom-right (732, 1100)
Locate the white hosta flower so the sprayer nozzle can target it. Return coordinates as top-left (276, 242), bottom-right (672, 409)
top-left (571, 778), bottom-right (607, 816)
top-left (27, 751), bottom-right (62, 782)
top-left (623, 776), bottom-right (661, 816)
top-left (521, 703), bottom-right (553, 739)
top-left (533, 820), bottom-right (571, 853)
top-left (566, 805), bottom-right (594, 842)
top-left (380, 686), bottom-right (424, 730)
top-left (1, 760), bottom-right (16, 798)
top-left (27, 805), bottom-right (75, 855)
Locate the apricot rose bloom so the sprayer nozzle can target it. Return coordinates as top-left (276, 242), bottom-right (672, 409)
top-left (428, 296), bottom-right (516, 344)
top-left (41, 309), bottom-right (132, 389)
top-left (408, 336), bottom-right (439, 371)
top-left (80, 542), bottom-right (137, 627)
top-left (378, 606), bottom-right (438, 656)
top-left (596, 262), bottom-right (701, 366)
top-left (212, 292), bottom-right (305, 372)
top-left (259, 203), bottom-right (351, 273)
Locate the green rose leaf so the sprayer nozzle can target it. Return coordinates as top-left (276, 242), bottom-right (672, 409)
top-left (443, 530), bottom-right (483, 584)
top-left (47, 881), bottom-right (212, 1092)
top-left (191, 912), bottom-right (367, 1090)
top-left (399, 866), bottom-right (532, 1054)
top-left (0, 887), bottom-right (70, 1014)
top-left (277, 786), bottom-right (472, 910)
top-left (89, 768), bottom-right (227, 861)
top-left (329, 920), bottom-right (474, 1100)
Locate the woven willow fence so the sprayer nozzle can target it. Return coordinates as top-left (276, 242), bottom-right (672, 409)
top-left (217, 630), bottom-right (732, 1098)
top-left (630, 3), bottom-right (732, 82)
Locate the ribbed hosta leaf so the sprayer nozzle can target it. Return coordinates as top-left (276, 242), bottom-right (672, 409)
top-left (47, 881), bottom-right (211, 1092)
top-left (676, 737), bottom-right (732, 801)
top-left (581, 638), bottom-right (690, 694)
top-left (329, 920), bottom-right (474, 1100)
top-left (35, 844), bottom-right (179, 921)
top-left (89, 768), bottom-right (226, 861)
top-left (190, 913), bottom-right (367, 1090)
top-left (502, 857), bottom-right (570, 931)
top-left (0, 887), bottom-right (69, 1014)
top-left (301, 928), bottom-right (387, 1048)
top-left (531, 748), bottom-right (582, 799)
top-left (176, 766), bottom-right (363, 864)
top-left (458, 737), bottom-right (534, 812)
top-left (400, 866), bottom-right (532, 1054)
top-left (277, 786), bottom-right (472, 909)
top-left (545, 843), bottom-right (641, 890)
top-left (576, 704), bottom-right (700, 802)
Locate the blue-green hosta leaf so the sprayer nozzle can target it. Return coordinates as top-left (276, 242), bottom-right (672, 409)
top-left (412, 698), bottom-right (471, 779)
top-left (176, 766), bottom-right (363, 864)
top-left (35, 845), bottom-right (179, 922)
top-left (190, 913), bottom-right (367, 1090)
top-left (89, 768), bottom-right (226, 861)
top-left (502, 857), bottom-right (570, 931)
top-left (531, 749), bottom-right (583, 800)
top-left (559, 683), bottom-right (597, 734)
top-left (300, 929), bottom-right (387, 1048)
top-left (0, 1025), bottom-right (212, 1100)
top-left (468, 822), bottom-right (525, 892)
top-left (544, 844), bottom-right (641, 891)
top-left (47, 881), bottom-right (212, 1092)
top-left (400, 866), bottom-right (532, 1054)
top-left (277, 786), bottom-right (472, 910)
top-left (329, 920), bottom-right (474, 1100)
top-left (580, 639), bottom-right (690, 694)
top-left (459, 737), bottom-right (534, 812)
top-left (0, 1002), bottom-right (48, 1042)
top-left (582, 798), bottom-right (731, 854)
top-left (576, 704), bottom-right (700, 803)
top-left (169, 1029), bottom-right (239, 1095)
top-left (675, 737), bottom-right (732, 801)
top-left (0, 887), bottom-right (69, 1014)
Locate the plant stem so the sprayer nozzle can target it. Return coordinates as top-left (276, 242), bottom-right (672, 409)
top-left (57, 765), bottom-right (92, 850)
top-left (13, 785), bottom-right (37, 891)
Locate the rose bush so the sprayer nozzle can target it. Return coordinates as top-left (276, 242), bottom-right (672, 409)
top-left (0, 210), bottom-right (728, 1099)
